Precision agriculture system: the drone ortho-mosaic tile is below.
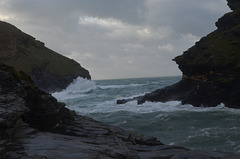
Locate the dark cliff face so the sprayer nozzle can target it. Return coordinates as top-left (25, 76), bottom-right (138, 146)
top-left (173, 2), bottom-right (240, 78)
top-left (118, 0), bottom-right (240, 108)
top-left (0, 63), bottom-right (74, 130)
top-left (170, 0), bottom-right (240, 108)
top-left (0, 21), bottom-right (91, 93)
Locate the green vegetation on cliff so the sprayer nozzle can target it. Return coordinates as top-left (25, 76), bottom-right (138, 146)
top-left (0, 21), bottom-right (91, 92)
top-left (174, 6), bottom-right (240, 78)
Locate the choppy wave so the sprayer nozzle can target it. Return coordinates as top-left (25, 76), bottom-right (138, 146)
top-left (98, 83), bottom-right (145, 89)
top-left (62, 97), bottom-right (240, 116)
top-left (53, 77), bottom-right (148, 100)
top-left (52, 77), bottom-right (97, 100)
top-left (52, 76), bottom-right (240, 154)
top-left (66, 77), bottom-right (97, 92)
top-left (53, 76), bottom-right (240, 115)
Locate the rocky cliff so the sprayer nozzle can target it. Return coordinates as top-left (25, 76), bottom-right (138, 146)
top-left (1, 63), bottom-right (239, 159)
top-left (0, 21), bottom-right (91, 93)
top-left (118, 0), bottom-right (240, 108)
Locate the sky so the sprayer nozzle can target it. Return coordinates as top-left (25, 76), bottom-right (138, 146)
top-left (0, 0), bottom-right (230, 80)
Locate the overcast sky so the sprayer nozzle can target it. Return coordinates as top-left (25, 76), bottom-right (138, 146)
top-left (0, 0), bottom-right (230, 80)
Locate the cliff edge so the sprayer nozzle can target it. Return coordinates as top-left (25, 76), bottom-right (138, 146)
top-left (0, 21), bottom-right (91, 93)
top-left (118, 0), bottom-right (240, 108)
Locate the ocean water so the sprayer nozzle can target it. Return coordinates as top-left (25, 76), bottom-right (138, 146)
top-left (53, 76), bottom-right (240, 154)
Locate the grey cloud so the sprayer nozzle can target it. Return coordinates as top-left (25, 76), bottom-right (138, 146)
top-left (74, 0), bottom-right (147, 24)
top-left (145, 0), bottom-right (230, 36)
top-left (4, 0), bottom-right (147, 25)
top-left (0, 0), bottom-right (230, 79)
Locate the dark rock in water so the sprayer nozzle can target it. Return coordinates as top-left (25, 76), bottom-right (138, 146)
top-left (117, 96), bottom-right (142, 104)
top-left (1, 63), bottom-right (239, 158)
top-left (118, 0), bottom-right (240, 108)
top-left (137, 78), bottom-right (240, 108)
top-left (0, 21), bottom-right (91, 93)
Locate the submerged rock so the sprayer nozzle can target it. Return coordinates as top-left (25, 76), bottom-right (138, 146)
top-left (0, 21), bottom-right (91, 93)
top-left (118, 0), bottom-right (240, 108)
top-left (1, 63), bottom-right (239, 158)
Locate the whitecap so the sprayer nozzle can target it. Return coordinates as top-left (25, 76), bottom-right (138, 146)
top-left (52, 77), bottom-right (97, 100)
top-left (79, 100), bottom-right (240, 115)
top-left (137, 102), bottom-right (240, 114)
top-left (65, 77), bottom-right (97, 93)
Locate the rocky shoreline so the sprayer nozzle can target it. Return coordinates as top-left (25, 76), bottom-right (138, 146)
top-left (118, 0), bottom-right (240, 109)
top-left (1, 0), bottom-right (240, 158)
top-left (1, 64), bottom-right (240, 158)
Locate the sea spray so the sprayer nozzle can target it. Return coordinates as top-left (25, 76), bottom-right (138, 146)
top-left (53, 76), bottom-right (240, 154)
top-left (53, 77), bottom-right (97, 100)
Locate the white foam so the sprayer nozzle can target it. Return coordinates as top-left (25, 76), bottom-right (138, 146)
top-left (52, 77), bottom-right (97, 100)
top-left (52, 76), bottom-right (240, 115)
top-left (138, 102), bottom-right (239, 113)
top-left (72, 100), bottom-right (182, 115)
top-left (72, 99), bottom-right (240, 116)
top-left (65, 77), bottom-right (97, 93)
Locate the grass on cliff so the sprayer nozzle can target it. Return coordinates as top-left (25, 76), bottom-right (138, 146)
top-left (174, 8), bottom-right (240, 74)
top-left (0, 21), bottom-right (86, 77)
top-left (178, 22), bottom-right (240, 71)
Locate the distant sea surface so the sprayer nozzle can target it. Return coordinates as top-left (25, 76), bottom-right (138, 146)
top-left (53, 76), bottom-right (240, 154)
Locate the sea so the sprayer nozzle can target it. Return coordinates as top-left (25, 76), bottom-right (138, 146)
top-left (52, 76), bottom-right (240, 154)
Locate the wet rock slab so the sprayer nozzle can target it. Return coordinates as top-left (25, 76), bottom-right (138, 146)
top-left (22, 119), bottom-right (240, 159)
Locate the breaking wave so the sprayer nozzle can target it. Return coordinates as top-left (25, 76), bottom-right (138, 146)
top-left (52, 77), bottom-right (97, 100)
top-left (52, 76), bottom-right (240, 154)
